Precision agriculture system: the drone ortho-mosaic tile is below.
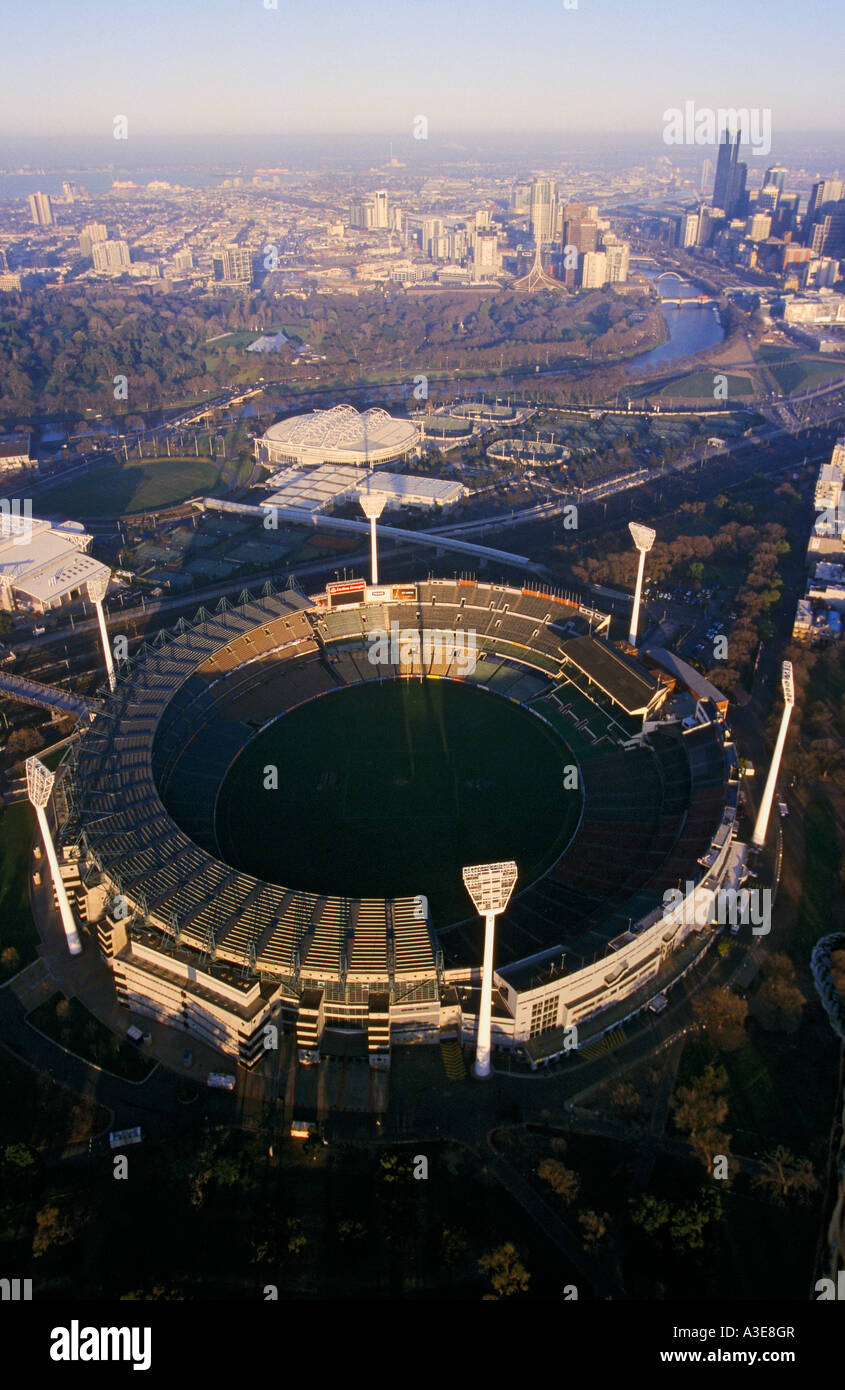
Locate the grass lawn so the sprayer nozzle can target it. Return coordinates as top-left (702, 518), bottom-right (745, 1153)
top-left (28, 994), bottom-right (155, 1082)
top-left (757, 346), bottom-right (845, 395)
top-left (659, 369), bottom-right (754, 398)
top-left (36, 456), bottom-right (232, 518)
top-left (0, 801), bottom-right (38, 979)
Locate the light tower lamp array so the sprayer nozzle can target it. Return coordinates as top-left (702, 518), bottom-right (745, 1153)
top-left (86, 571), bottom-right (116, 692)
top-left (358, 487), bottom-right (387, 587)
top-left (462, 860), bottom-right (518, 1079)
top-left (26, 756), bottom-right (82, 956)
top-left (751, 660), bottom-right (795, 852)
top-left (627, 522), bottom-right (656, 649)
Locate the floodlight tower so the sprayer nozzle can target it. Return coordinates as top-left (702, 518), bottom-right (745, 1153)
top-left (751, 661), bottom-right (795, 852)
top-left (462, 860), bottom-right (518, 1079)
top-left (359, 488), bottom-right (386, 586)
top-left (627, 522), bottom-right (656, 649)
top-left (26, 756), bottom-right (82, 956)
top-left (87, 571), bottom-right (116, 691)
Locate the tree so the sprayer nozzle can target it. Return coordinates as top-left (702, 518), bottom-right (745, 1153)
top-left (671, 1063), bottom-right (731, 1171)
top-left (4, 1142), bottom-right (35, 1169)
top-left (753, 1147), bottom-right (818, 1205)
top-left (32, 1202), bottom-right (78, 1257)
top-left (537, 1157), bottom-right (580, 1203)
top-left (692, 986), bottom-right (748, 1051)
top-left (579, 1210), bottom-right (609, 1248)
top-left (752, 954), bottom-right (804, 1033)
top-left (478, 1242), bottom-right (531, 1299)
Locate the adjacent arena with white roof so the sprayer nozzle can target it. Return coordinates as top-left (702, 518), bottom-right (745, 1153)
top-left (256, 404), bottom-right (420, 469)
top-left (0, 516), bottom-right (110, 614)
top-left (264, 463), bottom-right (466, 514)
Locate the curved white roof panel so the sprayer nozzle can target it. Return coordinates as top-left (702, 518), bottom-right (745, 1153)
top-left (262, 404), bottom-right (418, 463)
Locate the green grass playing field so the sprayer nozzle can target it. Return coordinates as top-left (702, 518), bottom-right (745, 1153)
top-left (215, 678), bottom-right (580, 925)
top-left (35, 456), bottom-right (232, 518)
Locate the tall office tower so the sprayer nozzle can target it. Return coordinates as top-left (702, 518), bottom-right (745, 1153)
top-left (62, 181), bottom-right (77, 203)
top-left (27, 192), bottom-right (53, 227)
top-left (372, 189), bottom-right (389, 229)
top-left (812, 202), bottom-right (845, 260)
top-left (700, 158), bottom-right (713, 193)
top-left (580, 250), bottom-right (607, 288)
top-left (807, 179), bottom-right (844, 228)
top-left (764, 165), bottom-right (788, 195)
top-left (475, 207), bottom-right (491, 231)
top-left (92, 239), bottom-right (131, 273)
top-left (78, 222), bottom-right (108, 258)
top-left (472, 228), bottom-right (500, 280)
top-left (529, 179), bottom-right (557, 246)
top-left (712, 130), bottom-right (747, 218)
top-left (212, 245), bottom-right (253, 286)
top-left (510, 181), bottom-right (531, 213)
top-left (173, 248), bottom-right (193, 272)
top-left (696, 204), bottom-right (723, 246)
top-left (680, 210), bottom-right (700, 247)
top-left (773, 192), bottom-right (799, 237)
top-left (757, 183), bottom-right (780, 214)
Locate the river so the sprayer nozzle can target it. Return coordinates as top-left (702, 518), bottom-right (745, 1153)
top-left (626, 268), bottom-right (725, 373)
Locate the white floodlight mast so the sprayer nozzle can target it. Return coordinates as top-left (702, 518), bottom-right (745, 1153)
top-left (627, 522), bottom-right (656, 650)
top-left (462, 861), bottom-right (518, 1079)
top-left (87, 572), bottom-right (116, 691)
top-left (359, 490), bottom-right (386, 587)
top-left (751, 661), bottom-right (795, 851)
top-left (26, 757), bottom-right (82, 956)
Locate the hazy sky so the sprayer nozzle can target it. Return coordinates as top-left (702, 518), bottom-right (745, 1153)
top-left (4, 0), bottom-right (844, 139)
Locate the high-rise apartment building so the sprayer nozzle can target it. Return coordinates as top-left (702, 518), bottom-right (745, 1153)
top-left (92, 240), bottom-right (131, 273)
top-left (79, 222), bottom-right (108, 258)
top-left (472, 228), bottom-right (500, 280)
top-left (372, 190), bottom-right (389, 229)
top-left (28, 192), bottom-right (53, 227)
top-left (581, 250), bottom-right (607, 288)
top-left (212, 245), bottom-right (253, 286)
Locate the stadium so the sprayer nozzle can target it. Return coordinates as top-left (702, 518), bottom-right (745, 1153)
top-left (55, 578), bottom-right (745, 1073)
top-left (255, 404), bottom-right (420, 470)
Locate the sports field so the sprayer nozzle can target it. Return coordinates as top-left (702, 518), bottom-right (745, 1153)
top-left (35, 456), bottom-right (231, 518)
top-left (215, 678), bottom-right (580, 925)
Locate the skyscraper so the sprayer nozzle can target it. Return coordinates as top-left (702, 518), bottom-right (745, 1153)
top-left (372, 190), bottom-right (389, 230)
top-left (530, 179), bottom-right (557, 247)
top-left (712, 131), bottom-right (746, 218)
top-left (764, 166), bottom-right (788, 195)
top-left (27, 192), bottom-right (53, 227)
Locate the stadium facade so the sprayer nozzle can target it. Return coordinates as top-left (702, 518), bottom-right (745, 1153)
top-left (55, 579), bottom-right (747, 1072)
top-left (256, 404), bottom-right (420, 471)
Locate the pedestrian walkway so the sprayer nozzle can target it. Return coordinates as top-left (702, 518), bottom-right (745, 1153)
top-left (577, 1026), bottom-right (627, 1062)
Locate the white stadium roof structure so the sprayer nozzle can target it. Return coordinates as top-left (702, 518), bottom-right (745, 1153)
top-left (258, 404), bottom-right (420, 468)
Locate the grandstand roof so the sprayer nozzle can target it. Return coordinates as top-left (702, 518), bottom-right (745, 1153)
top-left (643, 648), bottom-right (729, 713)
top-left (560, 636), bottom-right (661, 716)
